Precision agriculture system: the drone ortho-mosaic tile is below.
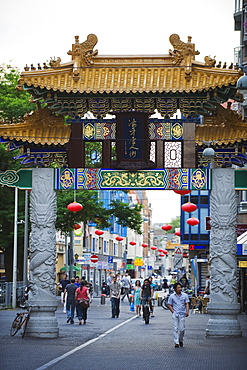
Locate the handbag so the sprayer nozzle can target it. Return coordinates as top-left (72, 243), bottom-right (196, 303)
top-left (80, 298), bottom-right (90, 308)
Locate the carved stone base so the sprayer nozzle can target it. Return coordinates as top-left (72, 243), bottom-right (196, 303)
top-left (25, 300), bottom-right (59, 338)
top-left (206, 303), bottom-right (242, 337)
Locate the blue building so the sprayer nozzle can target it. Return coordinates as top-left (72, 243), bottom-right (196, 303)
top-left (99, 190), bottom-right (128, 237)
top-left (180, 190), bottom-right (210, 290)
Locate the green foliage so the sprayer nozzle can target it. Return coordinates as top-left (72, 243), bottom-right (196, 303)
top-left (107, 200), bottom-right (143, 234)
top-left (56, 190), bottom-right (110, 233)
top-left (0, 63), bottom-right (34, 120)
top-left (0, 143), bottom-right (21, 171)
top-left (169, 216), bottom-right (180, 233)
top-left (56, 191), bottom-right (143, 235)
top-left (85, 142), bottom-right (102, 168)
top-left (0, 143), bottom-right (23, 253)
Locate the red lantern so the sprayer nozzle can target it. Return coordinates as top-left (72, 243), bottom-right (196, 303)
top-left (67, 202), bottom-right (83, 212)
top-left (173, 190), bottom-right (191, 195)
top-left (163, 250), bottom-right (168, 255)
top-left (186, 217), bottom-right (200, 226)
top-left (150, 246), bottom-right (157, 250)
top-left (142, 243), bottom-right (148, 248)
top-left (160, 253), bottom-right (165, 257)
top-left (161, 225), bottom-right (172, 231)
top-left (95, 230), bottom-right (104, 236)
top-left (129, 241), bottom-right (136, 246)
top-left (158, 248), bottom-right (164, 253)
top-left (175, 231), bottom-right (181, 236)
top-left (181, 202), bottom-right (197, 213)
top-left (116, 236), bottom-right (124, 242)
top-left (73, 223), bottom-right (81, 230)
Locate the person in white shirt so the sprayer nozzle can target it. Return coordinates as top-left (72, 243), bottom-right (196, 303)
top-left (168, 282), bottom-right (190, 348)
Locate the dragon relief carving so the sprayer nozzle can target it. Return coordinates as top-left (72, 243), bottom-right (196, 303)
top-left (209, 170), bottom-right (238, 304)
top-left (29, 170), bottom-right (57, 300)
top-left (68, 34), bottom-right (98, 79)
top-left (169, 34), bottom-right (200, 78)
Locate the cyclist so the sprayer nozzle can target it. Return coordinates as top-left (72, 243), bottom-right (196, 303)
top-left (148, 276), bottom-right (156, 317)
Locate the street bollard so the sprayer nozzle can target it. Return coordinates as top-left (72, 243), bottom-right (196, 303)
top-left (158, 297), bottom-right (162, 306)
top-left (101, 294), bottom-right (106, 305)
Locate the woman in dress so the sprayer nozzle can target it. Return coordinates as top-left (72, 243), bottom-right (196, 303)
top-left (75, 280), bottom-right (91, 325)
top-left (134, 280), bottom-right (142, 316)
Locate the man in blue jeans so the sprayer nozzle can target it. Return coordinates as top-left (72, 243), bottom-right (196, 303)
top-left (63, 277), bottom-right (77, 324)
top-left (110, 276), bottom-right (121, 318)
top-left (168, 282), bottom-right (189, 347)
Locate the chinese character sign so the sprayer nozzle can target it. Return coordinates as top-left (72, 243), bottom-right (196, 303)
top-left (116, 112), bottom-right (150, 169)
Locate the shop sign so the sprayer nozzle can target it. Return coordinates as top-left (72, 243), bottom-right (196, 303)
top-left (239, 261), bottom-right (247, 268)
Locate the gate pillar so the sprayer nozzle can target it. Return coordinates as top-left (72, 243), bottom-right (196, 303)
top-left (206, 168), bottom-right (242, 337)
top-left (26, 168), bottom-right (59, 338)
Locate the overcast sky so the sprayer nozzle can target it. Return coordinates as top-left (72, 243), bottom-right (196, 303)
top-left (0, 0), bottom-right (240, 223)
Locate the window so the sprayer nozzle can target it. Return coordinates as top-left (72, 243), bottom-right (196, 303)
top-left (92, 237), bottom-right (96, 252)
top-left (113, 243), bottom-right (118, 256)
top-left (85, 141), bottom-right (102, 168)
top-left (200, 196), bottom-right (209, 205)
top-left (103, 240), bottom-right (108, 254)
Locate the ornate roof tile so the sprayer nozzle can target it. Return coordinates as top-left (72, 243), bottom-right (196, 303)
top-left (18, 34), bottom-right (241, 95)
top-left (0, 107), bottom-right (70, 145)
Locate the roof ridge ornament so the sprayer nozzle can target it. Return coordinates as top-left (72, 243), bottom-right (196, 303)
top-left (169, 34), bottom-right (200, 79)
top-left (68, 34), bottom-right (98, 79)
top-left (49, 57), bottom-right (61, 68)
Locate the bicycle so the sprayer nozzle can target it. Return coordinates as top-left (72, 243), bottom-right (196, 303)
top-left (161, 294), bottom-right (170, 310)
top-left (10, 306), bottom-right (31, 337)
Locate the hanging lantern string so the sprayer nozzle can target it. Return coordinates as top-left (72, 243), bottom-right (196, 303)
top-left (74, 189), bottom-right (76, 202)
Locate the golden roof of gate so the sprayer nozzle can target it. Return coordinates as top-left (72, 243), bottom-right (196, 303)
top-left (18, 34), bottom-right (241, 94)
top-left (1, 105), bottom-right (246, 147)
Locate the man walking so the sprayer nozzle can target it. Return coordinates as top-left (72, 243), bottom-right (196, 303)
top-left (63, 277), bottom-right (77, 324)
top-left (110, 275), bottom-right (121, 318)
top-left (59, 273), bottom-right (70, 313)
top-left (168, 282), bottom-right (190, 347)
top-left (121, 273), bottom-right (131, 302)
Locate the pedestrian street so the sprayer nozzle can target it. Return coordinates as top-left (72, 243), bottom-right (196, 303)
top-left (1, 297), bottom-right (247, 370)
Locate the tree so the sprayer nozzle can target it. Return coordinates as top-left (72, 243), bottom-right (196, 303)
top-left (108, 200), bottom-right (143, 234)
top-left (0, 144), bottom-right (25, 281)
top-left (0, 63), bottom-right (34, 120)
top-left (56, 191), bottom-right (143, 235)
top-left (56, 190), bottom-right (110, 233)
top-left (169, 216), bottom-right (180, 233)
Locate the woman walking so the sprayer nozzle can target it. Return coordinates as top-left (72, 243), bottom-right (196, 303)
top-left (75, 280), bottom-right (91, 325)
top-left (134, 280), bottom-right (142, 316)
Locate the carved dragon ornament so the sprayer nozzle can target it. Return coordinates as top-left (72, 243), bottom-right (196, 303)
top-left (68, 34), bottom-right (98, 80)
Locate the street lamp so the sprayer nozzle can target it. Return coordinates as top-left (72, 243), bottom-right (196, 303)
top-left (236, 66), bottom-right (247, 119)
top-left (236, 66), bottom-right (247, 94)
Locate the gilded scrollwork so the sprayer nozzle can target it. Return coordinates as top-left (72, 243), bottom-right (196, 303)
top-left (101, 171), bottom-right (165, 188)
